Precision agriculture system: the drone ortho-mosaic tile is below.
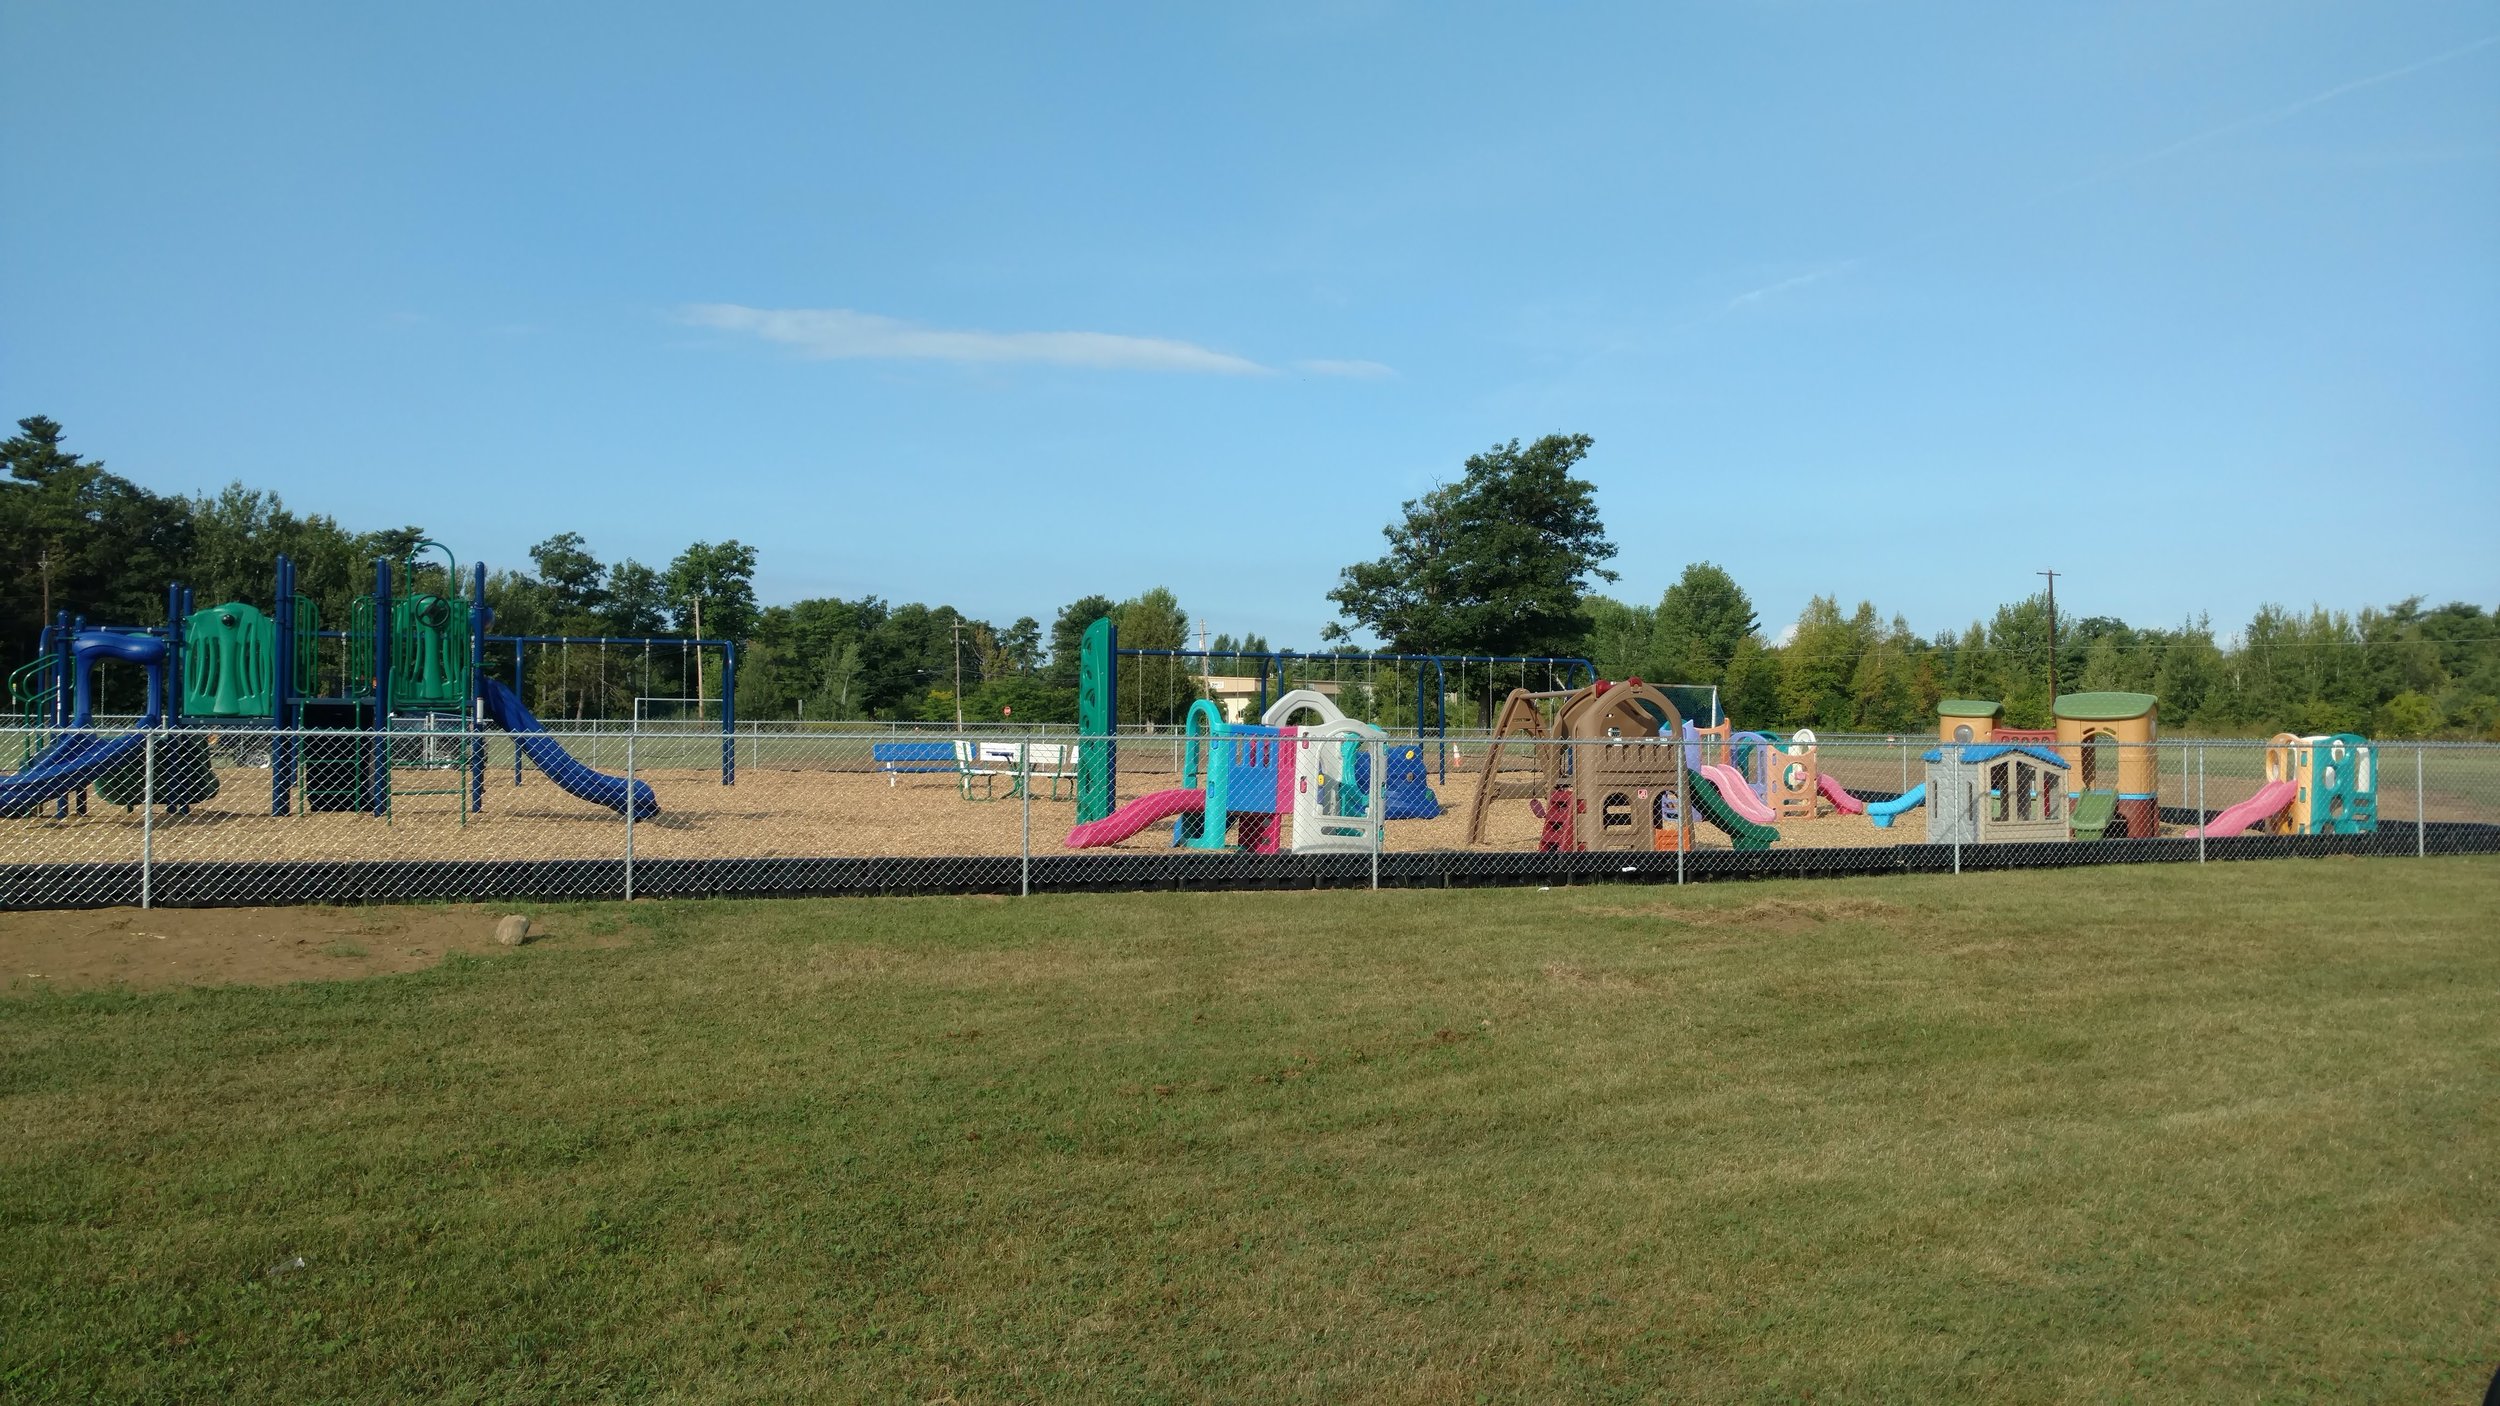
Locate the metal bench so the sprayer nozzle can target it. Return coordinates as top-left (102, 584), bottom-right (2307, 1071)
top-left (873, 741), bottom-right (958, 787)
top-left (968, 739), bottom-right (1082, 802)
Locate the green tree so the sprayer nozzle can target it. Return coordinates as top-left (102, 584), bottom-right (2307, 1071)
top-left (1328, 433), bottom-right (1617, 657)
top-left (997, 617), bottom-right (1044, 675)
top-left (1112, 587), bottom-right (1197, 727)
top-left (1718, 634), bottom-right (1780, 727)
top-left (1847, 612), bottom-right (1926, 731)
top-left (0, 416), bottom-right (193, 648)
top-left (664, 540), bottom-right (760, 642)
top-left (1984, 596), bottom-right (2056, 727)
top-left (601, 561), bottom-right (670, 636)
top-left (1579, 595), bottom-right (1655, 680)
top-left (529, 532), bottom-right (610, 626)
top-left (1047, 594), bottom-right (1119, 688)
top-left (1651, 562), bottom-right (1759, 686)
top-left (1776, 597), bottom-right (1871, 728)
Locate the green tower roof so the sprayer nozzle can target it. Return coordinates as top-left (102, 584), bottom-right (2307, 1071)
top-left (1936, 699), bottom-right (2002, 717)
top-left (2055, 691), bottom-right (2157, 721)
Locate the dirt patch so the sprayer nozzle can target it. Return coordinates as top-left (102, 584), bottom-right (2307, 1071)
top-left (1585, 895), bottom-right (1904, 932)
top-left (0, 904), bottom-right (622, 994)
top-left (1713, 896), bottom-right (1901, 927)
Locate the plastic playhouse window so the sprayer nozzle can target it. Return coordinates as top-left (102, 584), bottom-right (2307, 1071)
top-left (1989, 762), bottom-right (2010, 822)
top-left (2044, 782), bottom-right (2062, 821)
top-left (1952, 724), bottom-right (1974, 743)
top-left (2014, 762), bottom-right (2037, 821)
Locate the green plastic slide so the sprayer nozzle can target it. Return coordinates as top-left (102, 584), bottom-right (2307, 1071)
top-left (1688, 770), bottom-right (1780, 851)
top-left (2069, 790), bottom-right (2119, 840)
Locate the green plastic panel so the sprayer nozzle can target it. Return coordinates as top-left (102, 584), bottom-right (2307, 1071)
top-left (181, 602), bottom-right (278, 717)
top-left (1075, 617), bottom-right (1115, 823)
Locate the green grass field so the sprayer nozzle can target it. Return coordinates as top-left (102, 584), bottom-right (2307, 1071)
top-left (5, 859), bottom-right (2496, 1402)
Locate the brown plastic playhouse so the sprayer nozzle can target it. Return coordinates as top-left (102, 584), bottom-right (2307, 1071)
top-left (1465, 679), bottom-right (1688, 852)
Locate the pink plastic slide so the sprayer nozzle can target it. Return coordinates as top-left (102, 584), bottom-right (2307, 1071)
top-left (1065, 788), bottom-right (1206, 849)
top-left (1700, 764), bottom-right (1779, 825)
top-left (1816, 773), bottom-right (1866, 815)
top-left (2194, 779), bottom-right (2297, 838)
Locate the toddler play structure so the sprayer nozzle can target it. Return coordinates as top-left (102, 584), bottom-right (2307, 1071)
top-left (1072, 619), bottom-right (1447, 843)
top-left (1464, 678), bottom-right (1889, 853)
top-left (1104, 630), bottom-right (1601, 781)
top-left (2195, 732), bottom-right (2377, 839)
top-left (1065, 690), bottom-right (1397, 853)
top-left (1876, 694), bottom-right (2156, 839)
top-left (1869, 693), bottom-right (2381, 844)
top-left (1915, 744), bottom-right (2073, 844)
top-left (1463, 678), bottom-right (1790, 853)
top-left (4, 542), bottom-right (731, 824)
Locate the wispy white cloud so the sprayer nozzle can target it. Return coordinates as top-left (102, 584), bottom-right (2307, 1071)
top-left (682, 303), bottom-right (1271, 375)
top-left (1296, 357), bottom-right (1397, 379)
top-left (2044, 30), bottom-right (2500, 199)
top-left (1687, 29), bottom-right (2500, 326)
top-left (1725, 261), bottom-right (1859, 310)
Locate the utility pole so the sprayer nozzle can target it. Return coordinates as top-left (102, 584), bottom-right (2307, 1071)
top-left (950, 617), bottom-right (967, 730)
top-left (2038, 569), bottom-right (2060, 703)
top-left (38, 545), bottom-right (51, 621)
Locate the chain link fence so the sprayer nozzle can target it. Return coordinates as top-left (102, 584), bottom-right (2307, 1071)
top-left (1, 726), bottom-right (2491, 909)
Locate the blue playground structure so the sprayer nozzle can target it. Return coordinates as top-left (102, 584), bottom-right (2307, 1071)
top-left (4, 543), bottom-right (731, 823)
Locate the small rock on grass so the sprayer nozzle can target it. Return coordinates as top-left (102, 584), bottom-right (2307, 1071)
top-left (495, 915), bottom-right (532, 947)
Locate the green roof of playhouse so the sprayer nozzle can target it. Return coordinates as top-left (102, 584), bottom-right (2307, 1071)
top-left (1936, 699), bottom-right (2002, 716)
top-left (2055, 691), bottom-right (2157, 721)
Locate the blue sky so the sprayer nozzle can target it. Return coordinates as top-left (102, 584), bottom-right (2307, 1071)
top-left (5, 2), bottom-right (2495, 650)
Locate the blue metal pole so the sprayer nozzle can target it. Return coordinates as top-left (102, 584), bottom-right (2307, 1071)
top-left (1431, 658), bottom-right (1448, 783)
top-left (163, 582), bottom-right (183, 728)
top-left (470, 562), bottom-right (487, 813)
top-left (721, 641), bottom-right (737, 786)
top-left (512, 641), bottom-right (525, 787)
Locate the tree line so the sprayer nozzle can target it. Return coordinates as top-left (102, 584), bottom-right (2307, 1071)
top-left (8, 416), bottom-right (2495, 737)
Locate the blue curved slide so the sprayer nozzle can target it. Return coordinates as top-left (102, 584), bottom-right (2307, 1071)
top-left (1867, 783), bottom-right (1925, 829)
top-left (478, 677), bottom-right (659, 820)
top-left (0, 630), bottom-right (168, 818)
top-left (0, 730), bottom-right (149, 819)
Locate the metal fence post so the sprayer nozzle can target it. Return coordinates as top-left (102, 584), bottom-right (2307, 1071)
top-left (623, 731), bottom-right (637, 901)
top-left (1899, 740), bottom-right (1909, 797)
top-left (1370, 736), bottom-right (1383, 891)
top-left (1019, 739), bottom-right (1032, 898)
top-left (1674, 735), bottom-right (1687, 886)
top-left (2416, 745), bottom-right (2426, 859)
top-left (2196, 744), bottom-right (2206, 865)
top-left (140, 730), bottom-right (156, 909)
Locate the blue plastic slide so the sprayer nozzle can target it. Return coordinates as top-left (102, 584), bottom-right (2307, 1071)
top-left (478, 677), bottom-right (659, 820)
top-left (1866, 782), bottom-right (1925, 830)
top-left (0, 729), bottom-right (150, 818)
top-left (0, 630), bottom-right (169, 818)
